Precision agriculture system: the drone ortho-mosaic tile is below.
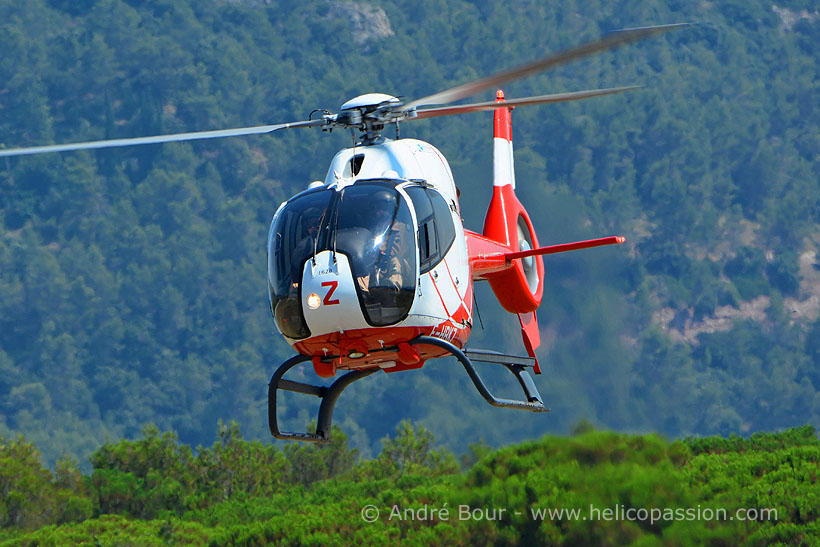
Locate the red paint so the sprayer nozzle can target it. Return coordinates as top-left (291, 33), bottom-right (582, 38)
top-left (292, 323), bottom-right (471, 375)
top-left (480, 184), bottom-right (544, 314)
top-left (397, 342), bottom-right (422, 365)
top-left (441, 259), bottom-right (473, 325)
top-left (466, 230), bottom-right (514, 280)
top-left (312, 355), bottom-right (336, 378)
top-left (505, 236), bottom-right (625, 260)
top-left (468, 233), bottom-right (625, 281)
top-left (321, 280), bottom-right (340, 305)
top-left (382, 359), bottom-right (426, 373)
top-left (518, 311), bottom-right (541, 374)
top-left (493, 90), bottom-right (512, 141)
top-left (429, 270), bottom-right (451, 317)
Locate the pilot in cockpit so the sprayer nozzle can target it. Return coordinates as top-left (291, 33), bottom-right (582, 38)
top-left (359, 198), bottom-right (412, 294)
top-left (291, 206), bottom-right (326, 280)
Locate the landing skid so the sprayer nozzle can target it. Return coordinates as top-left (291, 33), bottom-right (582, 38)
top-left (267, 354), bottom-right (378, 442)
top-left (268, 335), bottom-right (549, 442)
top-left (417, 336), bottom-right (550, 412)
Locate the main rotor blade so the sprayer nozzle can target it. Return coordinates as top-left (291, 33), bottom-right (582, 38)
top-left (413, 86), bottom-right (641, 120)
top-left (0, 118), bottom-right (326, 158)
top-left (403, 23), bottom-right (687, 111)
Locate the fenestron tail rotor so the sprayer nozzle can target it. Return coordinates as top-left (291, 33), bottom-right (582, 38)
top-left (0, 23), bottom-right (687, 157)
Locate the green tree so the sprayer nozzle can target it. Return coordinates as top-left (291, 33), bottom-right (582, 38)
top-left (90, 425), bottom-right (196, 518)
top-left (377, 421), bottom-right (458, 476)
top-left (0, 436), bottom-right (92, 528)
top-left (284, 424), bottom-right (360, 486)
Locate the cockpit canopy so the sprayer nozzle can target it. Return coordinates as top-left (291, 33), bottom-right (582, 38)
top-left (268, 180), bottom-right (431, 339)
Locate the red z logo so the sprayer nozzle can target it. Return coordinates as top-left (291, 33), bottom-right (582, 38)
top-left (321, 281), bottom-right (340, 305)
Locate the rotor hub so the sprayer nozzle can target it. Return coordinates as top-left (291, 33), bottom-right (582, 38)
top-left (337, 94), bottom-right (411, 143)
top-left (340, 93), bottom-right (400, 112)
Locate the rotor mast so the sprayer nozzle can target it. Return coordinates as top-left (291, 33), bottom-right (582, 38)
top-left (336, 93), bottom-right (413, 144)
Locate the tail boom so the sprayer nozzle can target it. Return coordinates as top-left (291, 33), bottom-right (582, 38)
top-left (467, 232), bottom-right (626, 281)
top-left (473, 90), bottom-right (625, 371)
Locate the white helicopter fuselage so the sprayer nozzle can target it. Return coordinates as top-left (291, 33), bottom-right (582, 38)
top-left (268, 138), bottom-right (473, 374)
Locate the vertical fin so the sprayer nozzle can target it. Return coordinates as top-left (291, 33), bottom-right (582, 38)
top-left (493, 90), bottom-right (515, 188)
top-left (488, 91), bottom-right (544, 366)
top-left (518, 311), bottom-right (541, 374)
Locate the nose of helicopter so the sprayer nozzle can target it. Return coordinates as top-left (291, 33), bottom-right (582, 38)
top-left (301, 250), bottom-right (370, 335)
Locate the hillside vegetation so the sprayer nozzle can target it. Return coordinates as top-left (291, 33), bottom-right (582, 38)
top-left (0, 0), bottom-right (819, 466)
top-left (1, 424), bottom-right (818, 545)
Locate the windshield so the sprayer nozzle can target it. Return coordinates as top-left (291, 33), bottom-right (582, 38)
top-left (268, 182), bottom-right (417, 338)
top-left (267, 188), bottom-right (332, 339)
top-left (335, 182), bottom-right (416, 326)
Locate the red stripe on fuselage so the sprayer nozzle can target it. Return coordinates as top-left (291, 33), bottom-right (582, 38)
top-left (441, 258), bottom-right (471, 325)
top-left (429, 269), bottom-right (452, 317)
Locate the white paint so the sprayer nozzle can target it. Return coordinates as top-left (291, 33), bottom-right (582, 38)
top-left (492, 137), bottom-right (515, 188)
top-left (323, 139), bottom-right (459, 202)
top-left (340, 93), bottom-right (400, 111)
top-left (301, 251), bottom-right (370, 335)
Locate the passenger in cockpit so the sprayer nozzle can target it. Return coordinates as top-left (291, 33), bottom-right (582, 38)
top-left (291, 206), bottom-right (326, 279)
top-left (374, 217), bottom-right (412, 290)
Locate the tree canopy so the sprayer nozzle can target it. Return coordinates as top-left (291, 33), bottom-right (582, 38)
top-left (1, 423), bottom-right (818, 544)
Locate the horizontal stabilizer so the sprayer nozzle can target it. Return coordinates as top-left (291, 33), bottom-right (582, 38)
top-left (505, 236), bottom-right (625, 262)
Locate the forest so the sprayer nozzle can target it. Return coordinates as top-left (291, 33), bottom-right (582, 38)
top-left (0, 0), bottom-right (819, 517)
top-left (1, 423), bottom-right (818, 544)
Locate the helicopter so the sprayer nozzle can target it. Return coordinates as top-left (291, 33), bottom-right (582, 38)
top-left (0, 24), bottom-right (685, 442)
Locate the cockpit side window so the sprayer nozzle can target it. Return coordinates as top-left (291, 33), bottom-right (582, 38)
top-left (267, 188), bottom-right (332, 339)
top-left (406, 186), bottom-right (456, 274)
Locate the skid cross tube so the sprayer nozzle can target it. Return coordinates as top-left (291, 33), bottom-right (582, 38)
top-left (269, 337), bottom-right (547, 443)
top-left (268, 354), bottom-right (377, 442)
top-left (411, 336), bottom-right (549, 412)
